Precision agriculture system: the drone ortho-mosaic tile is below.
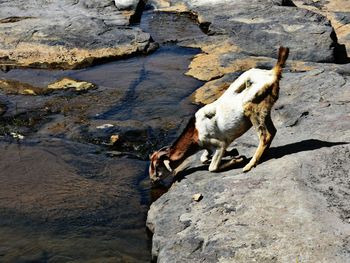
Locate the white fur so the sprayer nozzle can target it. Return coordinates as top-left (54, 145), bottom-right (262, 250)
top-left (195, 68), bottom-right (277, 171)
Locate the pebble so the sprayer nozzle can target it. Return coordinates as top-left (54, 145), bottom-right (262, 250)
top-left (96, 124), bottom-right (114, 129)
top-left (192, 193), bottom-right (203, 202)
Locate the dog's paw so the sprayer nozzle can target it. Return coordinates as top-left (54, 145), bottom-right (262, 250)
top-left (242, 163), bottom-right (254, 173)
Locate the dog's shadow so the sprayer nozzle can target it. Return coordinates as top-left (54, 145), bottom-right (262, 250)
top-left (265, 139), bottom-right (347, 162)
top-left (174, 139), bottom-right (348, 182)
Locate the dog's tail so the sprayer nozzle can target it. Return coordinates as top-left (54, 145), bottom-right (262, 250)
top-left (273, 46), bottom-right (289, 80)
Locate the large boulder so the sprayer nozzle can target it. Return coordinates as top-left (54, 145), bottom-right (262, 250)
top-left (150, 0), bottom-right (341, 81)
top-left (293, 0), bottom-right (350, 60)
top-left (147, 66), bottom-right (350, 262)
top-left (0, 0), bottom-right (154, 69)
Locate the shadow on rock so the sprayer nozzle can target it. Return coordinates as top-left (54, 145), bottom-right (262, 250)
top-left (334, 43), bottom-right (350, 64)
top-left (264, 139), bottom-right (349, 162)
top-left (174, 148), bottom-right (244, 181)
top-left (150, 139), bottom-right (348, 201)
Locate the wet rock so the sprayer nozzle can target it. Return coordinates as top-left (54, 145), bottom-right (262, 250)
top-left (0, 79), bottom-right (43, 95)
top-left (147, 66), bottom-right (350, 262)
top-left (0, 0), bottom-right (154, 69)
top-left (110, 134), bottom-right (121, 145)
top-left (0, 77), bottom-right (95, 95)
top-left (10, 132), bottom-right (24, 140)
top-left (96, 124), bottom-right (115, 129)
top-left (47, 78), bottom-right (95, 92)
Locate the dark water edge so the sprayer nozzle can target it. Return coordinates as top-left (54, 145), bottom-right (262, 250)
top-left (0, 11), bottom-right (205, 263)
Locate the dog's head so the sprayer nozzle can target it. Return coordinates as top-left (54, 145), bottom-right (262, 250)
top-left (149, 147), bottom-right (173, 184)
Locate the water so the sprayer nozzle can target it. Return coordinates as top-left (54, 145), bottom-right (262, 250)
top-left (0, 11), bottom-right (205, 262)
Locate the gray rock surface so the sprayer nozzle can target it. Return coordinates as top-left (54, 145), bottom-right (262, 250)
top-left (115, 0), bottom-right (141, 10)
top-left (146, 1), bottom-right (350, 262)
top-left (147, 66), bottom-right (350, 262)
top-left (197, 2), bottom-right (335, 62)
top-left (149, 0), bottom-right (339, 79)
top-left (293, 0), bottom-right (350, 57)
top-left (0, 0), bottom-right (154, 69)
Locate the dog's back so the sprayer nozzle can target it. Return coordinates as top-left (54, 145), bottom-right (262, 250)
top-left (196, 47), bottom-right (290, 146)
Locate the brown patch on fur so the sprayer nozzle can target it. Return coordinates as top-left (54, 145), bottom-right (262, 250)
top-left (169, 117), bottom-right (200, 165)
top-left (242, 84), bottom-right (279, 171)
top-left (242, 47), bottom-right (289, 171)
top-left (273, 47), bottom-right (289, 80)
top-left (149, 118), bottom-right (200, 179)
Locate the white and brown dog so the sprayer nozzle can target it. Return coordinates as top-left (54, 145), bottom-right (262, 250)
top-left (150, 47), bottom-right (289, 184)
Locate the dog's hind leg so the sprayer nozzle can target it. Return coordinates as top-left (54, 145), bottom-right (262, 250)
top-left (243, 113), bottom-right (276, 172)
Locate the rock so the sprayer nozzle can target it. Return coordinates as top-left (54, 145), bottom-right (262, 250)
top-left (142, 6), bottom-right (350, 261)
top-left (0, 79), bottom-right (42, 95)
top-left (115, 0), bottom-right (140, 10)
top-left (0, 78), bottom-right (95, 95)
top-left (10, 132), bottom-right (24, 140)
top-left (47, 78), bottom-right (95, 92)
top-left (150, 0), bottom-right (341, 81)
top-left (0, 0), bottom-right (154, 69)
top-left (96, 124), bottom-right (114, 129)
top-left (185, 41), bottom-right (268, 81)
top-left (110, 134), bottom-right (121, 145)
top-left (190, 72), bottom-right (240, 104)
top-left (293, 0), bottom-right (350, 60)
top-left (147, 65), bottom-right (350, 262)
top-left (192, 193), bottom-right (203, 202)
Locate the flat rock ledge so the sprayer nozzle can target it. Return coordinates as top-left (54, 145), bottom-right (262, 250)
top-left (149, 0), bottom-right (348, 81)
top-left (147, 67), bottom-right (350, 262)
top-left (147, 3), bottom-right (350, 263)
top-left (0, 0), bottom-right (155, 69)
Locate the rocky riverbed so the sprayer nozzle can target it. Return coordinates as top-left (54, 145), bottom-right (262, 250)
top-left (1, 0), bottom-right (350, 262)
